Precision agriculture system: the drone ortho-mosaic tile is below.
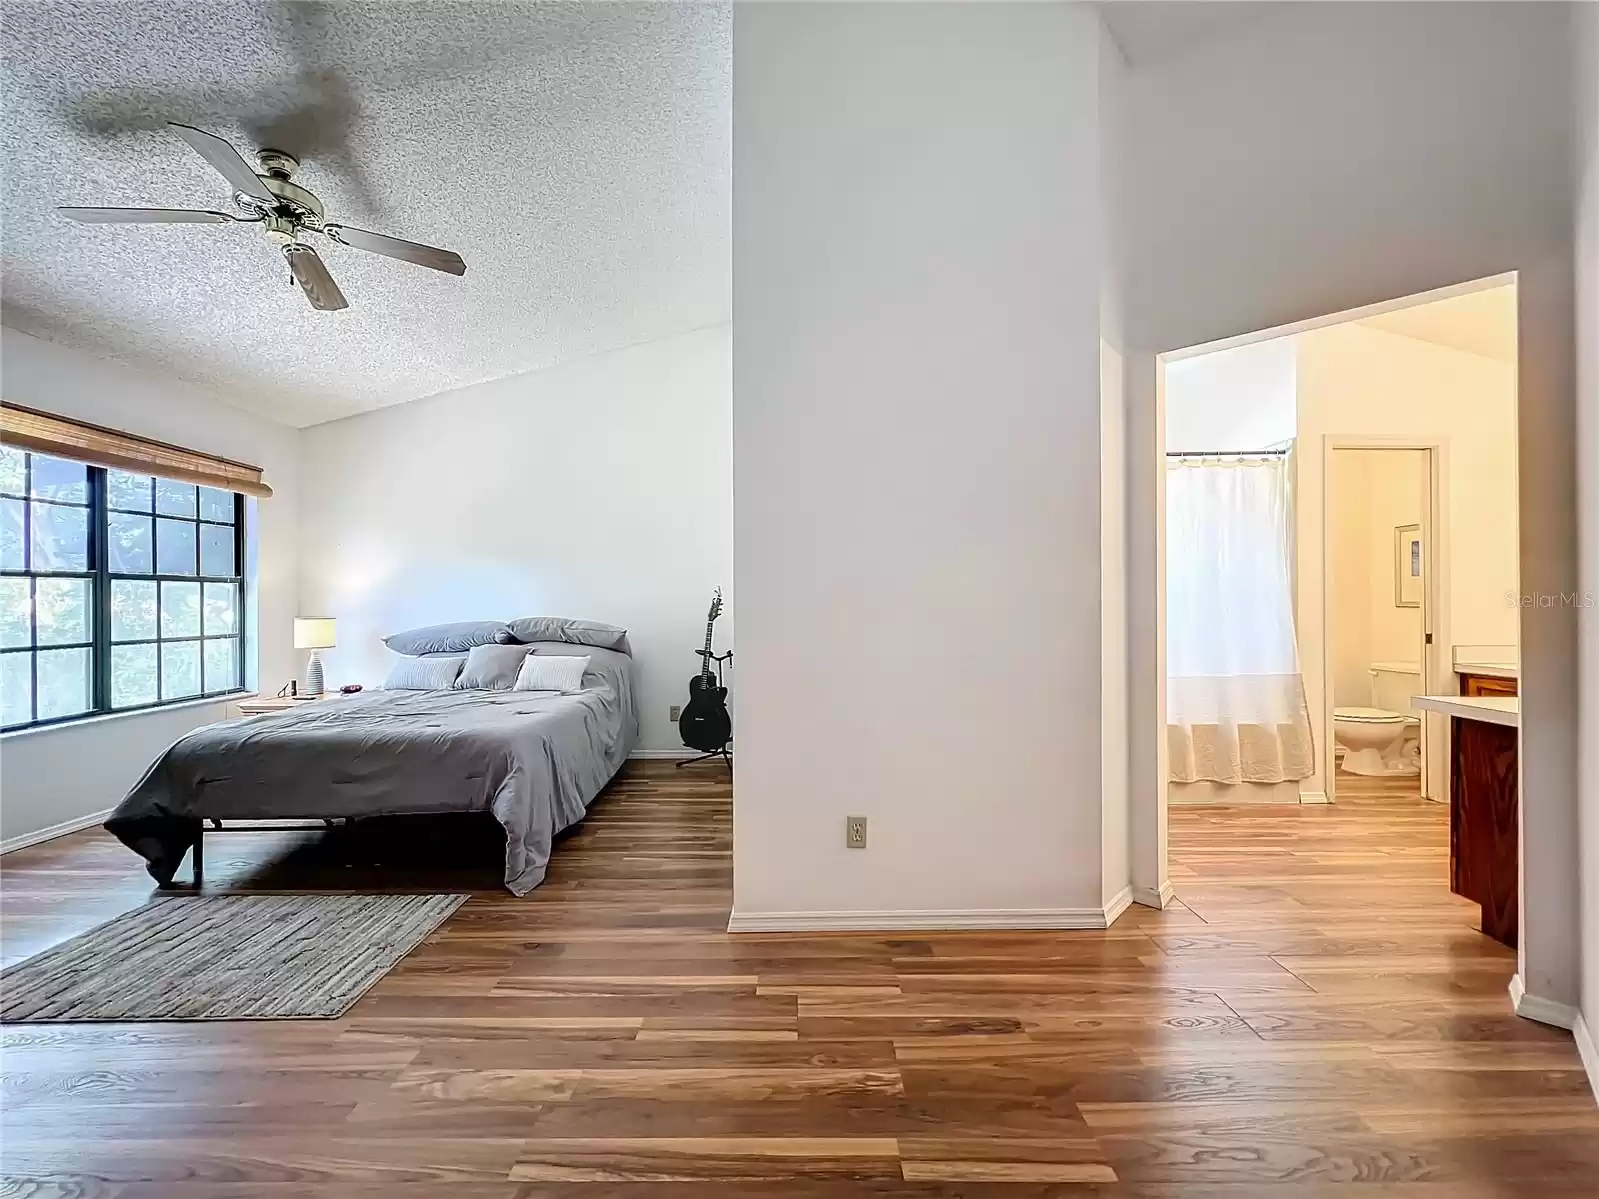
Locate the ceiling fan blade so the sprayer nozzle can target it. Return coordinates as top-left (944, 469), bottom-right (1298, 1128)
top-left (59, 206), bottom-right (252, 224)
top-left (168, 122), bottom-right (277, 205)
top-left (283, 243), bottom-right (349, 311)
top-left (322, 223), bottom-right (466, 276)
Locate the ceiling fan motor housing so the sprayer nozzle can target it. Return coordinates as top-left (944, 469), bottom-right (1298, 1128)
top-left (254, 149), bottom-right (300, 179)
top-left (235, 152), bottom-right (324, 233)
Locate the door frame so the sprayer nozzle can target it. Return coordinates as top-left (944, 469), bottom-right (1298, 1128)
top-left (1319, 436), bottom-right (1450, 803)
top-left (1145, 272), bottom-right (1513, 900)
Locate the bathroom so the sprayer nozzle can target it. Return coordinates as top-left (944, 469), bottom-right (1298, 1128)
top-left (1164, 278), bottom-right (1519, 807)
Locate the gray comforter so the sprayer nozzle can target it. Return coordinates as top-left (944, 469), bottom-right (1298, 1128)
top-left (105, 644), bottom-right (639, 895)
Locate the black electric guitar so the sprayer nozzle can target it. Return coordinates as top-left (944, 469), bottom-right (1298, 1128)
top-left (678, 589), bottom-right (731, 753)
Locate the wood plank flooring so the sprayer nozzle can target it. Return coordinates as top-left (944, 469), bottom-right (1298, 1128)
top-left (2, 764), bottom-right (1596, 1196)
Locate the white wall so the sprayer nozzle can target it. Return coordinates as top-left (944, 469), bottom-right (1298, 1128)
top-left (732, 1), bottom-right (1118, 925)
top-left (1295, 322), bottom-right (1518, 801)
top-left (1164, 338), bottom-right (1296, 453)
top-left (1572, 0), bottom-right (1599, 1085)
top-left (0, 328), bottom-right (300, 847)
top-left (1120, 0), bottom-right (1581, 1006)
top-left (297, 325), bottom-right (731, 753)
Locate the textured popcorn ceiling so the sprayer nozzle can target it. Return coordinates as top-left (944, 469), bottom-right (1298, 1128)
top-left (0, 1), bottom-right (730, 426)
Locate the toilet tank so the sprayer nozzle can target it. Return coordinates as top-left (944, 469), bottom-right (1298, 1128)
top-left (1370, 662), bottom-right (1422, 715)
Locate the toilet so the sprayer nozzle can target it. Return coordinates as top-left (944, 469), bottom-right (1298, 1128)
top-left (1333, 664), bottom-right (1422, 776)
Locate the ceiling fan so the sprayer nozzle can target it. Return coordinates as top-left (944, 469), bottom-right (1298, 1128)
top-left (59, 123), bottom-right (466, 312)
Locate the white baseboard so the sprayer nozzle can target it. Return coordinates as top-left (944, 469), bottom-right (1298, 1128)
top-left (1102, 884), bottom-right (1134, 926)
top-left (0, 807), bottom-right (113, 856)
top-left (628, 748), bottom-right (730, 761)
top-left (728, 904), bottom-right (1122, 933)
top-left (1299, 790), bottom-right (1330, 805)
top-left (1133, 879), bottom-right (1176, 910)
top-left (1573, 1011), bottom-right (1599, 1105)
top-left (1509, 973), bottom-right (1580, 1030)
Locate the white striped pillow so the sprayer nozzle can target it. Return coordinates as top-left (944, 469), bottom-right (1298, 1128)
top-left (383, 655), bottom-right (463, 691)
top-left (512, 654), bottom-right (591, 694)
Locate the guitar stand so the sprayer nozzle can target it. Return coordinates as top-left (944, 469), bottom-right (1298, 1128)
top-left (675, 746), bottom-right (732, 769)
top-left (677, 650), bottom-right (732, 770)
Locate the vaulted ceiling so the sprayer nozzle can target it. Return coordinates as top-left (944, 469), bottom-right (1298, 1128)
top-left (1360, 283), bottom-right (1517, 363)
top-left (1, 1), bottom-right (731, 426)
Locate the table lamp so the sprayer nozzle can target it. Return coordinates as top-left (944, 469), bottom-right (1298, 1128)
top-left (293, 617), bottom-right (337, 697)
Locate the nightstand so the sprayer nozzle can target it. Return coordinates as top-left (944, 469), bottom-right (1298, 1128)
top-left (235, 694), bottom-right (329, 716)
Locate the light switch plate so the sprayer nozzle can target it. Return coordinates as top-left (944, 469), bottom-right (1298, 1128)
top-left (846, 816), bottom-right (868, 849)
top-left (669, 704), bottom-right (682, 722)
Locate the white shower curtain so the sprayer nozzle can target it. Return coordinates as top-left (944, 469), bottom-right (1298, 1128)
top-left (1167, 453), bottom-right (1314, 784)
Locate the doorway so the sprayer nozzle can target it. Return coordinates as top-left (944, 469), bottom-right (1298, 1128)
top-left (1155, 275), bottom-right (1518, 817)
top-left (1324, 445), bottom-right (1442, 803)
top-left (1133, 264), bottom-right (1577, 1022)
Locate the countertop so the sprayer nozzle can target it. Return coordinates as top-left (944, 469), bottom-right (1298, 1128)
top-left (1413, 695), bottom-right (1519, 729)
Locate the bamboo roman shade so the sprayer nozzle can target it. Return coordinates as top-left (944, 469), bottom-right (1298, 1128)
top-left (0, 402), bottom-right (272, 499)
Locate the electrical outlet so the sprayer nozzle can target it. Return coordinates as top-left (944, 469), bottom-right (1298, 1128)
top-left (669, 704), bottom-right (682, 722)
top-left (846, 816), bottom-right (868, 849)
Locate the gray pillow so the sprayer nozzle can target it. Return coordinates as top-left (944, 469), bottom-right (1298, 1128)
top-left (506, 616), bottom-right (630, 653)
top-left (383, 655), bottom-right (463, 690)
top-left (383, 621), bottom-right (511, 656)
top-left (455, 642), bottom-right (532, 690)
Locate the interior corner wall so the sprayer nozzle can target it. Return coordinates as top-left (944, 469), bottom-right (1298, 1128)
top-left (731, 0), bottom-right (1109, 925)
top-left (296, 325), bottom-right (731, 753)
top-left (1101, 336), bottom-right (1130, 909)
top-left (1098, 15), bottom-right (1131, 911)
top-left (1515, 255), bottom-right (1581, 1013)
top-left (1128, 351), bottom-right (1167, 903)
top-left (1120, 0), bottom-right (1580, 1003)
top-left (1572, 0), bottom-right (1598, 1074)
top-left (0, 327), bottom-right (300, 847)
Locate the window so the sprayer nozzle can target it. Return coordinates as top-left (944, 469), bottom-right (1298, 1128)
top-left (1, 446), bottom-right (246, 730)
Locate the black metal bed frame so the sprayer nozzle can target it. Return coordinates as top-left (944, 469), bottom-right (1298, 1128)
top-left (179, 817), bottom-right (350, 888)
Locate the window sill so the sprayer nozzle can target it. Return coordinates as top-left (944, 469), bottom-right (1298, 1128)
top-left (0, 692), bottom-right (259, 742)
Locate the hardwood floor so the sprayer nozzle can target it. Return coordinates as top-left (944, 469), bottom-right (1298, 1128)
top-left (1330, 768), bottom-right (1432, 799)
top-left (2, 764), bottom-right (1596, 1195)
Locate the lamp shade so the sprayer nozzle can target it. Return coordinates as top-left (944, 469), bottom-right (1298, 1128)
top-left (293, 617), bottom-right (337, 650)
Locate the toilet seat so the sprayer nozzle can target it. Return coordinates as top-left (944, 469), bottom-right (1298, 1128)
top-left (1334, 706), bottom-right (1417, 725)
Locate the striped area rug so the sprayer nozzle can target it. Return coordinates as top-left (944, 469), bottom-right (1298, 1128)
top-left (0, 892), bottom-right (466, 1021)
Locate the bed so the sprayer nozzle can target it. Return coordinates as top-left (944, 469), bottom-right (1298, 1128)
top-left (104, 641), bottom-right (639, 895)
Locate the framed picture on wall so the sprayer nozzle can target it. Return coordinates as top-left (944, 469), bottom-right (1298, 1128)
top-left (1394, 523), bottom-right (1422, 607)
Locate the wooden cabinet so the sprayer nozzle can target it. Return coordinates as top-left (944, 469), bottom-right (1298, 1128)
top-left (1448, 716), bottom-right (1518, 947)
top-left (1460, 672), bottom-right (1517, 698)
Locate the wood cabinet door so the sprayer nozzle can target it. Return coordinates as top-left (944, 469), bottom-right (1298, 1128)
top-left (1450, 716), bottom-right (1519, 947)
top-left (1461, 673), bottom-right (1517, 698)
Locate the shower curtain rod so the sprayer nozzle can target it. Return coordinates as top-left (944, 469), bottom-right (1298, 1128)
top-left (1165, 447), bottom-right (1291, 458)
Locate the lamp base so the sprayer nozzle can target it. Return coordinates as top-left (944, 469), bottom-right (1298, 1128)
top-left (303, 650), bottom-right (325, 697)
